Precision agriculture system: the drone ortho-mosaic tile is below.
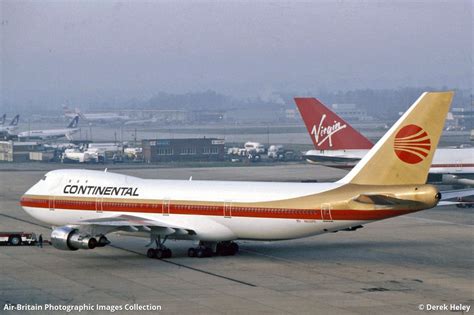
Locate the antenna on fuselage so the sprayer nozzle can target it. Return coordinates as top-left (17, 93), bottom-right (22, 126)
top-left (104, 168), bottom-right (108, 172)
top-left (189, 176), bottom-right (192, 181)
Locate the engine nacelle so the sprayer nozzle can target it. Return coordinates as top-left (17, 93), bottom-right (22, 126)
top-left (51, 226), bottom-right (98, 250)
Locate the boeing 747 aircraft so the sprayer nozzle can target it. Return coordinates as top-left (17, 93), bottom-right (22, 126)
top-left (21, 92), bottom-right (452, 258)
top-left (63, 106), bottom-right (129, 124)
top-left (18, 116), bottom-right (80, 141)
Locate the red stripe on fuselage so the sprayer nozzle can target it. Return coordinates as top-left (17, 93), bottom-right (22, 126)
top-left (20, 196), bottom-right (420, 221)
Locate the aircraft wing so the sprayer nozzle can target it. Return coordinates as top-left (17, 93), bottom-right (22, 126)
top-left (75, 214), bottom-right (197, 236)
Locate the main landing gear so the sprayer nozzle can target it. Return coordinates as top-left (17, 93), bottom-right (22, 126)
top-left (187, 241), bottom-right (239, 258)
top-left (146, 235), bottom-right (172, 259)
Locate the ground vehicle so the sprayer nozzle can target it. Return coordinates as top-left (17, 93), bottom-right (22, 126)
top-left (267, 145), bottom-right (284, 159)
top-left (244, 142), bottom-right (266, 154)
top-left (0, 232), bottom-right (37, 246)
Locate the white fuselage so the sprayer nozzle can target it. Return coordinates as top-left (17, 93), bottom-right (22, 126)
top-left (78, 113), bottom-right (129, 123)
top-left (22, 170), bottom-right (375, 241)
top-left (18, 128), bottom-right (79, 140)
top-left (0, 125), bottom-right (18, 135)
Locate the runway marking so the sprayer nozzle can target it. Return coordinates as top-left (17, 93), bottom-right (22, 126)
top-left (110, 244), bottom-right (256, 287)
top-left (0, 213), bottom-right (50, 229)
top-left (0, 213), bottom-right (256, 288)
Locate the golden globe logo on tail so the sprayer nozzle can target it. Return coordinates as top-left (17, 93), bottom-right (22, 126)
top-left (394, 124), bottom-right (431, 164)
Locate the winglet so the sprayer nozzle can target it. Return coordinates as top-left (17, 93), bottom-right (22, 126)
top-left (339, 92), bottom-right (454, 185)
top-left (294, 97), bottom-right (373, 150)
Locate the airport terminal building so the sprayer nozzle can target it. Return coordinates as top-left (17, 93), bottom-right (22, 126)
top-left (142, 138), bottom-right (225, 162)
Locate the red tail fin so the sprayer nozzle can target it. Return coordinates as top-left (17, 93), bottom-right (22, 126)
top-left (294, 97), bottom-right (373, 150)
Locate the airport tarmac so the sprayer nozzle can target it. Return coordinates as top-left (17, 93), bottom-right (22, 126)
top-left (0, 164), bottom-right (472, 314)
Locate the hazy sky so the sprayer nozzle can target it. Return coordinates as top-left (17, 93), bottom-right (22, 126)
top-left (1, 0), bottom-right (472, 106)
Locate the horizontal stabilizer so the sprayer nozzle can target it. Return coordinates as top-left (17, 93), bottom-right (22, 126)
top-left (354, 194), bottom-right (424, 206)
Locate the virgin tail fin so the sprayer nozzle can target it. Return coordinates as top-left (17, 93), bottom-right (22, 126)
top-left (294, 97), bottom-right (373, 150)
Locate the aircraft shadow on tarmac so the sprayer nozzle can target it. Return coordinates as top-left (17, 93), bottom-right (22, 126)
top-left (54, 239), bottom-right (436, 264)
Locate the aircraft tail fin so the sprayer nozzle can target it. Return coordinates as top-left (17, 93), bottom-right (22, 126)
top-left (9, 114), bottom-right (20, 126)
top-left (294, 98), bottom-right (373, 150)
top-left (339, 92), bottom-right (453, 185)
top-left (67, 115), bottom-right (79, 128)
top-left (0, 114), bottom-right (5, 125)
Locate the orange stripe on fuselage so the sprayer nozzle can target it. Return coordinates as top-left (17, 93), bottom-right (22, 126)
top-left (20, 196), bottom-right (419, 221)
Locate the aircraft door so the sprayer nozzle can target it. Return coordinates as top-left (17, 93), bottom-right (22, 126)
top-left (321, 203), bottom-right (332, 221)
top-left (224, 201), bottom-right (232, 218)
top-left (95, 197), bottom-right (103, 213)
top-left (162, 199), bottom-right (170, 216)
top-left (47, 174), bottom-right (64, 212)
top-left (456, 160), bottom-right (462, 171)
top-left (48, 196), bottom-right (55, 211)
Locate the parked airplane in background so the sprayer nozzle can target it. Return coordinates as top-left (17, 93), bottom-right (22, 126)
top-left (0, 114), bottom-right (20, 137)
top-left (123, 117), bottom-right (158, 126)
top-left (18, 116), bottom-right (80, 141)
top-left (63, 106), bottom-right (130, 123)
top-left (295, 97), bottom-right (474, 186)
top-left (21, 92), bottom-right (455, 258)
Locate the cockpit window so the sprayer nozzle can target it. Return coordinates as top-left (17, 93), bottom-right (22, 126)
top-left (42, 176), bottom-right (47, 181)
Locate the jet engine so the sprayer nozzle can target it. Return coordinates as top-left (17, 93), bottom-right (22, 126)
top-left (51, 226), bottom-right (100, 250)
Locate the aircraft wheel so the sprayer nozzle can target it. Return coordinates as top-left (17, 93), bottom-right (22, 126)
top-left (147, 248), bottom-right (157, 258)
top-left (204, 247), bottom-right (213, 257)
top-left (163, 248), bottom-right (172, 258)
top-left (188, 248), bottom-right (196, 257)
top-left (216, 246), bottom-right (227, 256)
top-left (230, 242), bottom-right (239, 255)
top-left (196, 248), bottom-right (205, 258)
top-left (215, 243), bottom-right (223, 255)
top-left (9, 236), bottom-right (21, 246)
top-left (155, 249), bottom-right (164, 259)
